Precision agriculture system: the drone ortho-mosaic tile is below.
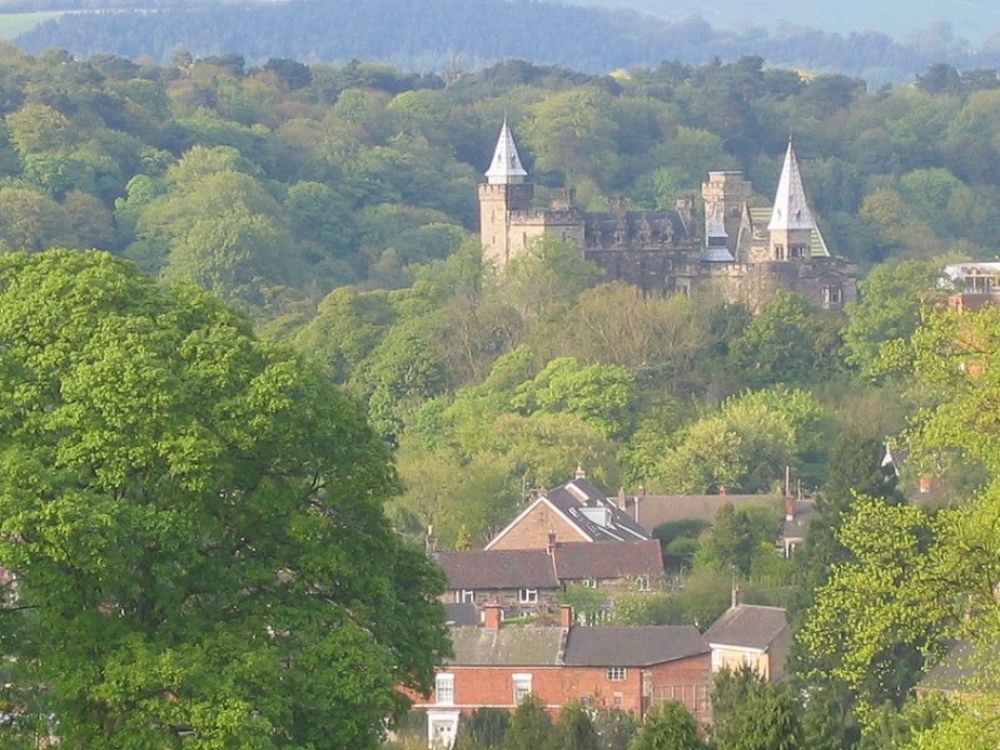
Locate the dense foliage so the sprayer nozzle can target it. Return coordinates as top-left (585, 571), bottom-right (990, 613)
top-left (0, 251), bottom-right (449, 748)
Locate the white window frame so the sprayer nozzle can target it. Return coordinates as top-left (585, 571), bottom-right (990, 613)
top-left (512, 673), bottom-right (533, 704)
top-left (518, 588), bottom-right (538, 604)
top-left (712, 650), bottom-right (724, 670)
top-left (460, 589), bottom-right (475, 604)
top-left (435, 673), bottom-right (455, 706)
top-left (581, 578), bottom-right (597, 589)
top-left (606, 667), bottom-right (627, 682)
top-left (635, 576), bottom-right (650, 592)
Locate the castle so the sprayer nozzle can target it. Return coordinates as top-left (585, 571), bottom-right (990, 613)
top-left (478, 120), bottom-right (857, 311)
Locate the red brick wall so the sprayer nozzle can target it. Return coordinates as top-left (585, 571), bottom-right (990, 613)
top-left (412, 654), bottom-right (711, 719)
top-left (490, 503), bottom-right (588, 550)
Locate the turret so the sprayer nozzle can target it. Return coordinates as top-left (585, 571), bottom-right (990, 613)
top-left (700, 200), bottom-right (735, 262)
top-left (479, 119), bottom-right (535, 268)
top-left (767, 140), bottom-right (815, 261)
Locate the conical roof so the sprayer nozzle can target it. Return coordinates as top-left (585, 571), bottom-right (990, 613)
top-left (767, 141), bottom-right (815, 232)
top-left (485, 119), bottom-right (527, 185)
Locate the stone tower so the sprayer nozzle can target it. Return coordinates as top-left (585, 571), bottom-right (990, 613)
top-left (478, 119), bottom-right (536, 268)
top-left (701, 171), bottom-right (752, 254)
top-left (767, 140), bottom-right (815, 261)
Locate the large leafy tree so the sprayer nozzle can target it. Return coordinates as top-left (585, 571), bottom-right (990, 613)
top-left (0, 251), bottom-right (448, 749)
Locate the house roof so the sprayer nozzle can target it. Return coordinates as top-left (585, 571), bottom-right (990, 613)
top-left (704, 605), bottom-right (789, 651)
top-left (553, 540), bottom-right (663, 580)
top-left (634, 494), bottom-right (780, 531)
top-left (485, 477), bottom-right (650, 550)
top-left (564, 626), bottom-right (708, 667)
top-left (435, 549), bottom-right (558, 590)
top-left (782, 499), bottom-right (816, 542)
top-left (444, 603), bottom-right (480, 627)
top-left (448, 626), bottom-right (566, 666)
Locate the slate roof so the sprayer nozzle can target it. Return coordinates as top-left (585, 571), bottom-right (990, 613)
top-left (545, 480), bottom-right (650, 542)
top-left (484, 119), bottom-right (527, 184)
top-left (436, 541), bottom-right (663, 591)
top-left (564, 626), bottom-right (708, 667)
top-left (435, 549), bottom-right (557, 590)
top-left (768, 141), bottom-right (816, 233)
top-left (448, 626), bottom-right (566, 666)
top-left (554, 540), bottom-right (663, 581)
top-left (704, 605), bottom-right (788, 651)
top-left (782, 499), bottom-right (816, 542)
top-left (486, 477), bottom-right (650, 550)
top-left (444, 603), bottom-right (480, 627)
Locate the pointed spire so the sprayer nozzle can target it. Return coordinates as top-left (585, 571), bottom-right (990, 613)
top-left (768, 140), bottom-right (815, 232)
top-left (485, 118), bottom-right (527, 185)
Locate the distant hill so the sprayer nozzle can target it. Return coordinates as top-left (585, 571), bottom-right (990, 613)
top-left (575, 0), bottom-right (1000, 44)
top-left (11, 0), bottom-right (1000, 84)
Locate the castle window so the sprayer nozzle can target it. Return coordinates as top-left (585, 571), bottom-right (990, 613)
top-left (774, 244), bottom-right (785, 260)
top-left (822, 286), bottom-right (843, 308)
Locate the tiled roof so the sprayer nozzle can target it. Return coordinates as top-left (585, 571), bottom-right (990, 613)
top-left (704, 605), bottom-right (788, 651)
top-left (635, 494), bottom-right (779, 530)
top-left (565, 626), bottom-right (708, 667)
top-left (554, 540), bottom-right (663, 580)
top-left (444, 603), bottom-right (480, 627)
top-left (448, 626), bottom-right (566, 666)
top-left (782, 500), bottom-right (816, 542)
top-left (486, 477), bottom-right (650, 550)
top-left (435, 549), bottom-right (557, 590)
top-left (546, 482), bottom-right (650, 543)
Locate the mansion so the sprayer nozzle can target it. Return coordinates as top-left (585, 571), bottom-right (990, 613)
top-left (478, 121), bottom-right (857, 311)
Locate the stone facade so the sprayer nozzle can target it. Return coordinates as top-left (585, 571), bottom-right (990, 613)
top-left (480, 123), bottom-right (857, 312)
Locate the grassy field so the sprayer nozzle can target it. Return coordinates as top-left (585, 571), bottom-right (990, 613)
top-left (0, 11), bottom-right (63, 39)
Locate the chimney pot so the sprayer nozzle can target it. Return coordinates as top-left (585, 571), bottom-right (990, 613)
top-left (785, 495), bottom-right (795, 522)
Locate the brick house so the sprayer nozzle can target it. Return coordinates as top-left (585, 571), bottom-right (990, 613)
top-left (417, 605), bottom-right (711, 748)
top-left (434, 539), bottom-right (665, 616)
top-left (485, 472), bottom-right (650, 551)
top-left (703, 602), bottom-right (791, 682)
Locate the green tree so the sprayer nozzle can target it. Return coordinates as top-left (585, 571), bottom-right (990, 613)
top-left (552, 702), bottom-right (600, 750)
top-left (629, 701), bottom-right (703, 750)
top-left (0, 250), bottom-right (449, 749)
top-left (506, 696), bottom-right (553, 750)
top-left (711, 668), bottom-right (803, 750)
top-left (843, 260), bottom-right (943, 379)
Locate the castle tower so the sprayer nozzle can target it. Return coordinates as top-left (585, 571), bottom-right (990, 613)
top-left (767, 140), bottom-right (815, 261)
top-left (700, 200), bottom-right (735, 262)
top-left (479, 119), bottom-right (535, 268)
top-left (701, 171), bottom-right (752, 254)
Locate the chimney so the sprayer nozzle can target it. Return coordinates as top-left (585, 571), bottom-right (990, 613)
top-left (719, 485), bottom-right (728, 496)
top-left (919, 476), bottom-right (933, 494)
top-left (731, 584), bottom-right (743, 609)
top-left (547, 530), bottom-right (557, 556)
top-left (560, 605), bottom-right (573, 630)
top-left (574, 463), bottom-right (586, 480)
top-left (785, 496), bottom-right (795, 522)
top-left (617, 487), bottom-right (627, 511)
top-left (484, 602), bottom-right (502, 631)
top-left (425, 524), bottom-right (437, 554)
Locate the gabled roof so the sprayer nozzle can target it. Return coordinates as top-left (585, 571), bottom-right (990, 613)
top-left (485, 478), bottom-right (650, 550)
top-left (435, 549), bottom-right (558, 590)
top-left (768, 141), bottom-right (815, 233)
top-left (484, 119), bottom-right (528, 185)
top-left (448, 626), bottom-right (566, 666)
top-left (704, 605), bottom-right (788, 651)
top-left (565, 626), bottom-right (708, 667)
top-left (553, 540), bottom-right (663, 580)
